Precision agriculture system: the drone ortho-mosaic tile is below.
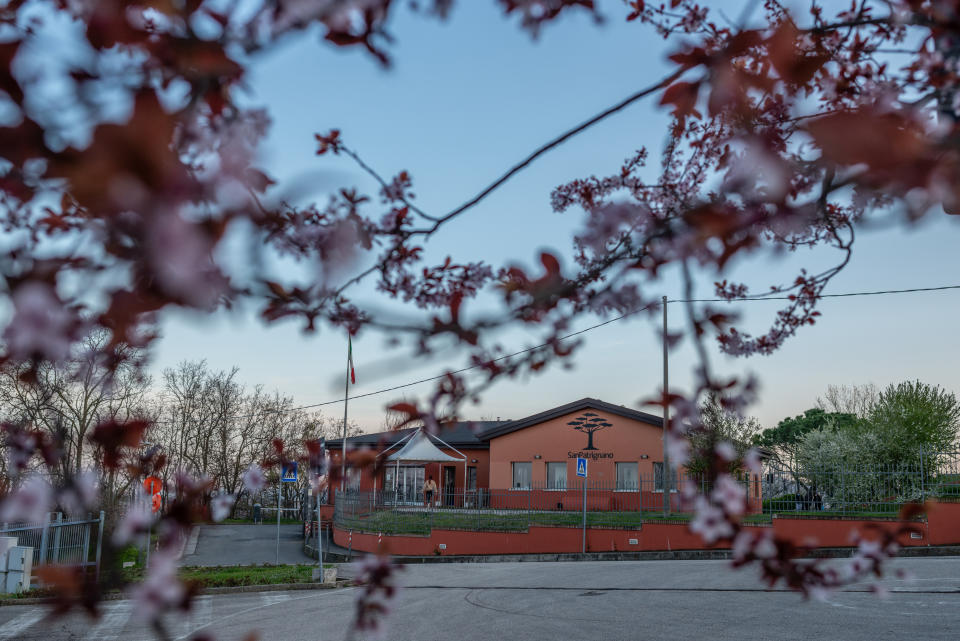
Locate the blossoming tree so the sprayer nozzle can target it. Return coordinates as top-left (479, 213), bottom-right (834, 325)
top-left (0, 0), bottom-right (951, 637)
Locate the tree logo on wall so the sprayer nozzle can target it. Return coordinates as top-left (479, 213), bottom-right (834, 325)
top-left (567, 412), bottom-right (612, 451)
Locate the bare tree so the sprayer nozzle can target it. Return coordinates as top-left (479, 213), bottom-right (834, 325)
top-left (817, 384), bottom-right (879, 419)
top-left (0, 331), bottom-right (152, 512)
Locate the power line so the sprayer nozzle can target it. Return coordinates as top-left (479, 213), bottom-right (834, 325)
top-left (677, 284), bottom-right (960, 303)
top-left (154, 283), bottom-right (960, 424)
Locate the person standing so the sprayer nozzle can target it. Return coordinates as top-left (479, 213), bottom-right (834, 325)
top-left (423, 475), bottom-right (437, 508)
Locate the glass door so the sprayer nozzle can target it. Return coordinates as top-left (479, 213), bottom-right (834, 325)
top-left (385, 465), bottom-right (424, 504)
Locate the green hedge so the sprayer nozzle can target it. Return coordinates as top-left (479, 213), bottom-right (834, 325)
top-left (762, 493), bottom-right (801, 512)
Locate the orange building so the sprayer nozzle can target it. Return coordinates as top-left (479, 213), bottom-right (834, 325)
top-left (326, 398), bottom-right (680, 509)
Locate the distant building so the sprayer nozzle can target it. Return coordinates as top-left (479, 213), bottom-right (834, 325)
top-left (326, 398), bottom-right (689, 509)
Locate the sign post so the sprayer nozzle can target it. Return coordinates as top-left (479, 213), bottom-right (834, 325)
top-left (142, 476), bottom-right (162, 568)
top-left (576, 457), bottom-right (588, 554)
top-left (278, 462), bottom-right (298, 565)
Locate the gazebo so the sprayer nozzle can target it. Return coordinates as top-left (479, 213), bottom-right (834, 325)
top-left (376, 428), bottom-right (467, 505)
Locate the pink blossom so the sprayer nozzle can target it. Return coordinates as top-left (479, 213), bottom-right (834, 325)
top-left (58, 469), bottom-right (99, 516)
top-left (743, 448), bottom-right (763, 474)
top-left (129, 549), bottom-right (185, 622)
top-left (665, 433), bottom-right (690, 467)
top-left (689, 496), bottom-right (734, 544)
top-left (3, 282), bottom-right (76, 362)
top-left (113, 500), bottom-right (154, 545)
top-left (857, 538), bottom-right (883, 559)
top-left (711, 474), bottom-right (746, 516)
top-left (4, 429), bottom-right (37, 477)
top-left (808, 586), bottom-right (833, 602)
top-left (715, 441), bottom-right (737, 462)
top-left (210, 493), bottom-right (235, 522)
top-left (753, 534), bottom-right (777, 560)
top-left (0, 475), bottom-right (53, 524)
top-left (732, 530), bottom-right (778, 562)
top-left (242, 464), bottom-right (267, 493)
top-left (147, 212), bottom-right (227, 309)
top-left (731, 530), bottom-right (753, 562)
top-left (351, 554), bottom-right (402, 638)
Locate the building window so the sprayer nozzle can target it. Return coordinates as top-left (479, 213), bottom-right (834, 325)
top-left (347, 467), bottom-right (361, 492)
top-left (653, 462), bottom-right (677, 492)
top-left (511, 462), bottom-right (532, 489)
top-left (616, 462), bottom-right (638, 490)
top-left (546, 462), bottom-right (567, 490)
top-left (467, 466), bottom-right (477, 491)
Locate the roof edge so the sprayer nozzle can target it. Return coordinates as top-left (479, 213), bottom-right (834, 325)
top-left (476, 398), bottom-right (663, 440)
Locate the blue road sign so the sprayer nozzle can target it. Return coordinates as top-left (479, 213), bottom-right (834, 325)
top-left (576, 457), bottom-right (587, 478)
top-left (281, 461), bottom-right (298, 483)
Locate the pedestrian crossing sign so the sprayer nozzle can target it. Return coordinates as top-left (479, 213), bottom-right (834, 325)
top-left (281, 461), bottom-right (298, 483)
top-left (576, 457), bottom-right (587, 478)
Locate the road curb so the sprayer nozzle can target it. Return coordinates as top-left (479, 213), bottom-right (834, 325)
top-left (182, 526), bottom-right (201, 558)
top-left (383, 545), bottom-right (960, 564)
top-left (0, 580), bottom-right (351, 607)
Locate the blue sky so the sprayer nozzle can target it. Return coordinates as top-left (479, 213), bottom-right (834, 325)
top-left (149, 2), bottom-right (960, 431)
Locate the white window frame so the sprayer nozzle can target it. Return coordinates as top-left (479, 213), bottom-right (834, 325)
top-left (545, 462), bottom-right (567, 491)
top-left (510, 462), bottom-right (532, 490)
top-left (653, 461), bottom-right (678, 493)
top-left (615, 462), bottom-right (639, 492)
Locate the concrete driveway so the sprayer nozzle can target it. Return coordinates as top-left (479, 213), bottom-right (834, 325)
top-left (181, 523), bottom-right (314, 566)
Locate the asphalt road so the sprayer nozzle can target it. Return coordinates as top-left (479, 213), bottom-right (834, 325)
top-left (181, 524), bottom-right (314, 566)
top-left (3, 557), bottom-right (960, 640)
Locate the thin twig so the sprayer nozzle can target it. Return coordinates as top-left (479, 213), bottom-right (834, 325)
top-left (423, 68), bottom-right (686, 232)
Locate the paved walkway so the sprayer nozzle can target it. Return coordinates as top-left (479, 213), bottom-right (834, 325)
top-left (180, 524), bottom-right (314, 566)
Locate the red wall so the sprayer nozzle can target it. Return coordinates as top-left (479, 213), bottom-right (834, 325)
top-left (925, 500), bottom-right (960, 545)
top-left (771, 516), bottom-right (928, 548)
top-left (333, 505), bottom-right (960, 556)
top-left (334, 522), bottom-right (754, 556)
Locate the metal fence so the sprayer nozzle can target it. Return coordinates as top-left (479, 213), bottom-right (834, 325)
top-left (760, 450), bottom-right (960, 515)
top-left (1, 511), bottom-right (105, 579)
top-left (333, 475), bottom-right (760, 535)
top-left (331, 453), bottom-right (960, 535)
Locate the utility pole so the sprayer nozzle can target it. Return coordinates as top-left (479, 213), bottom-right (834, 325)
top-left (662, 295), bottom-right (671, 516)
top-left (341, 343), bottom-right (350, 492)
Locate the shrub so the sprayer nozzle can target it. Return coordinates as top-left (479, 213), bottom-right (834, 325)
top-left (762, 493), bottom-right (801, 512)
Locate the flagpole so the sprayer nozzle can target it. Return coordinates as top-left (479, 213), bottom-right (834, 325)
top-left (341, 337), bottom-right (351, 492)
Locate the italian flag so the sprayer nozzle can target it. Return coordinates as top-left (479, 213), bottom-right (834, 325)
top-left (348, 335), bottom-right (356, 384)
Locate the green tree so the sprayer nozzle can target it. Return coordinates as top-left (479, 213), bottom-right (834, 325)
top-left (685, 396), bottom-right (761, 477)
top-left (796, 426), bottom-right (883, 508)
top-left (863, 381), bottom-right (960, 468)
top-left (754, 408), bottom-right (859, 494)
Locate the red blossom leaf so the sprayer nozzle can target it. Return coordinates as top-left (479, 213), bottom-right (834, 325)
top-left (88, 419), bottom-right (150, 469)
top-left (767, 21), bottom-right (828, 86)
top-left (659, 81), bottom-right (702, 127)
top-left (806, 110), bottom-right (926, 171)
top-left (315, 129), bottom-right (342, 155)
top-left (244, 168), bottom-right (275, 193)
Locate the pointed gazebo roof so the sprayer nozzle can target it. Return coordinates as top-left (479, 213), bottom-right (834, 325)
top-left (385, 428), bottom-right (465, 463)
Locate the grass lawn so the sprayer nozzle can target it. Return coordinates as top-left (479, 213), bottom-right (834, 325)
top-left (119, 564), bottom-right (334, 588)
top-left (335, 510), bottom-right (776, 535)
top-left (2, 563), bottom-right (338, 599)
top-left (336, 505), bottom-right (926, 536)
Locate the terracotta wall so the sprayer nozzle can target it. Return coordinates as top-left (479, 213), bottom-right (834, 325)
top-left (772, 517), bottom-right (929, 548)
top-left (488, 408), bottom-right (666, 489)
top-left (333, 522), bottom-right (753, 556)
top-left (924, 500), bottom-right (960, 545)
top-left (333, 506), bottom-right (960, 556)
